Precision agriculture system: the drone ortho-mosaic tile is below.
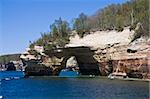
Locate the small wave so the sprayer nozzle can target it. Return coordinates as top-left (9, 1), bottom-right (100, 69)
top-left (0, 77), bottom-right (23, 81)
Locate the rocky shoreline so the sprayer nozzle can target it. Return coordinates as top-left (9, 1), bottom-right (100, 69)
top-left (1, 74), bottom-right (149, 82)
top-left (20, 28), bottom-right (150, 80)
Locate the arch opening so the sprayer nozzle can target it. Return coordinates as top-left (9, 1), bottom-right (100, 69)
top-left (66, 56), bottom-right (79, 71)
top-left (59, 56), bottom-right (79, 76)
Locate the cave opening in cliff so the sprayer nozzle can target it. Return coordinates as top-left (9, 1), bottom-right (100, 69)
top-left (65, 56), bottom-right (79, 71)
top-left (59, 56), bottom-right (79, 76)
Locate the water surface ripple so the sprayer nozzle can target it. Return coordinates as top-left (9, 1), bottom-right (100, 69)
top-left (0, 71), bottom-right (149, 99)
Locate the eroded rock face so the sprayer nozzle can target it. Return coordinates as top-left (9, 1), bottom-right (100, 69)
top-left (23, 47), bottom-right (101, 76)
top-left (21, 27), bottom-right (150, 79)
top-left (23, 41), bottom-right (150, 79)
top-left (65, 27), bottom-right (150, 79)
top-left (98, 58), bottom-right (150, 79)
top-left (94, 39), bottom-right (150, 79)
top-left (23, 60), bottom-right (53, 77)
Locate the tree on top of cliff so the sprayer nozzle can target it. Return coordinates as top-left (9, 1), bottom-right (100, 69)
top-left (73, 13), bottom-right (90, 38)
top-left (29, 0), bottom-right (149, 49)
top-left (50, 17), bottom-right (71, 47)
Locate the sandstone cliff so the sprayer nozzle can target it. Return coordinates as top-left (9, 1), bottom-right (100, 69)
top-left (21, 26), bottom-right (150, 79)
top-left (66, 27), bottom-right (150, 79)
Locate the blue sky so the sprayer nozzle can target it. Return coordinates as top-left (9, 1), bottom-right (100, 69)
top-left (0, 0), bottom-right (127, 55)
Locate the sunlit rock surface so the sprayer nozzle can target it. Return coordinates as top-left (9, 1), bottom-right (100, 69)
top-left (66, 56), bottom-right (78, 68)
top-left (21, 28), bottom-right (150, 79)
top-left (66, 28), bottom-right (150, 79)
top-left (66, 27), bottom-right (134, 49)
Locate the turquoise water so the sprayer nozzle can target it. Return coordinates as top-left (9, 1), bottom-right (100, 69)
top-left (0, 71), bottom-right (149, 99)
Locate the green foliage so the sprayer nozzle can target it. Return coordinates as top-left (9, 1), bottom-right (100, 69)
top-left (30, 32), bottom-right (52, 46)
top-left (73, 13), bottom-right (90, 38)
top-left (86, 0), bottom-right (149, 37)
top-left (50, 17), bottom-right (71, 47)
top-left (43, 43), bottom-right (56, 51)
top-left (30, 17), bottom-right (71, 50)
top-left (0, 54), bottom-right (21, 64)
top-left (29, 0), bottom-right (149, 50)
top-left (131, 0), bottom-right (149, 38)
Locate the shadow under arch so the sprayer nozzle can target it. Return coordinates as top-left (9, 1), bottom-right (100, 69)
top-left (58, 47), bottom-right (101, 75)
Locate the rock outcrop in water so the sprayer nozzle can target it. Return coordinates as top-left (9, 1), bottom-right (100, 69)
top-left (6, 62), bottom-right (16, 71)
top-left (20, 27), bottom-right (150, 79)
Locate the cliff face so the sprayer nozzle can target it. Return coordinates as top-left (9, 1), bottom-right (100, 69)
top-left (22, 47), bottom-right (101, 76)
top-left (66, 27), bottom-right (134, 48)
top-left (94, 41), bottom-right (150, 78)
top-left (66, 28), bottom-right (150, 79)
top-left (21, 27), bottom-right (150, 79)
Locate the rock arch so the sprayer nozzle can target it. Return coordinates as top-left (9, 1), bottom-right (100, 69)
top-left (54, 47), bottom-right (101, 75)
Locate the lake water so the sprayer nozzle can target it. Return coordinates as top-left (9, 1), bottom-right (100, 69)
top-left (0, 71), bottom-right (149, 99)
